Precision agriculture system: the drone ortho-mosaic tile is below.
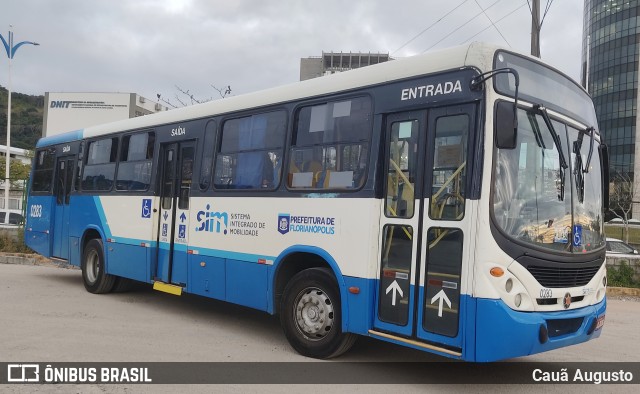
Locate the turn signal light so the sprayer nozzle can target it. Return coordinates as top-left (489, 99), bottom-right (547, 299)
top-left (490, 267), bottom-right (504, 277)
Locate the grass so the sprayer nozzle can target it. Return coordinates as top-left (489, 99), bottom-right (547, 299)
top-left (607, 261), bottom-right (640, 288)
top-left (604, 224), bottom-right (640, 245)
top-left (0, 228), bottom-right (33, 253)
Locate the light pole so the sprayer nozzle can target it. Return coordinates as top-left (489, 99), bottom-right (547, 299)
top-left (0, 28), bottom-right (38, 211)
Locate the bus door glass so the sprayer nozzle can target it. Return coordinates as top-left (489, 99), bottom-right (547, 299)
top-left (52, 155), bottom-right (75, 259)
top-left (417, 104), bottom-right (474, 350)
top-left (156, 140), bottom-right (196, 286)
top-left (375, 111), bottom-right (424, 337)
top-left (375, 104), bottom-right (473, 351)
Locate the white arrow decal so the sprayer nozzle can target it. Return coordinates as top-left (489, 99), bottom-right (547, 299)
top-left (430, 289), bottom-right (451, 317)
top-left (385, 280), bottom-right (404, 306)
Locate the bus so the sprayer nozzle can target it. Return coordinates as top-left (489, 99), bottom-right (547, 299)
top-left (25, 42), bottom-right (608, 362)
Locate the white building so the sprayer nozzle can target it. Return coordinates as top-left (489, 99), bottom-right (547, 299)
top-left (300, 52), bottom-right (393, 81)
top-left (0, 144), bottom-right (32, 210)
top-left (43, 92), bottom-right (168, 137)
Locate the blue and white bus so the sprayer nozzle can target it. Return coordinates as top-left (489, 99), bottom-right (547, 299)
top-left (25, 43), bottom-right (608, 362)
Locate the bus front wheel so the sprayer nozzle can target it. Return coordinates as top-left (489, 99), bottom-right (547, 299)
top-left (81, 238), bottom-right (115, 294)
top-left (280, 268), bottom-right (356, 359)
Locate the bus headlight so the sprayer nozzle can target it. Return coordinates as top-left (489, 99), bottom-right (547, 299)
top-left (595, 267), bottom-right (607, 302)
top-left (484, 264), bottom-right (533, 311)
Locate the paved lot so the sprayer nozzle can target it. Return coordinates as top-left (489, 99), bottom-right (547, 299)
top-left (0, 262), bottom-right (638, 393)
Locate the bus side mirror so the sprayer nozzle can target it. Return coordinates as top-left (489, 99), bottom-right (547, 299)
top-left (495, 101), bottom-right (517, 149)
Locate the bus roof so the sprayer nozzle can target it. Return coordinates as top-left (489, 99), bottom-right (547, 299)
top-left (38, 42), bottom-right (504, 148)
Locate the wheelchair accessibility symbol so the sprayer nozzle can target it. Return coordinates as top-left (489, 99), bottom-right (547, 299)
top-left (141, 199), bottom-right (152, 218)
top-left (573, 225), bottom-right (582, 247)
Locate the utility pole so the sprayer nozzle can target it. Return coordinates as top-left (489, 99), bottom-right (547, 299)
top-left (0, 28), bottom-right (39, 211)
top-left (531, 0), bottom-right (541, 57)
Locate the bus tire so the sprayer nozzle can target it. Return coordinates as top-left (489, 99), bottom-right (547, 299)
top-left (81, 238), bottom-right (115, 294)
top-left (280, 267), bottom-right (357, 359)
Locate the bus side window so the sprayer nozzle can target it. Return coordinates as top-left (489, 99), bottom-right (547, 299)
top-left (199, 120), bottom-right (216, 190)
top-left (213, 111), bottom-right (286, 190)
top-left (82, 137), bottom-right (118, 192)
top-left (116, 131), bottom-right (154, 191)
top-left (32, 148), bottom-right (56, 193)
top-left (288, 97), bottom-right (371, 190)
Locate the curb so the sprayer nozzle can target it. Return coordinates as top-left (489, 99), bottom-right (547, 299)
top-left (607, 286), bottom-right (640, 297)
top-left (0, 253), bottom-right (39, 265)
top-left (0, 253), bottom-right (75, 269)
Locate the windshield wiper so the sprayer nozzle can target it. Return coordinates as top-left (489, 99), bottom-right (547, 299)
top-left (573, 127), bottom-right (595, 204)
top-left (526, 112), bottom-right (547, 149)
top-left (533, 105), bottom-right (568, 201)
top-left (584, 126), bottom-right (595, 173)
top-left (534, 105), bottom-right (568, 170)
top-left (574, 133), bottom-right (585, 203)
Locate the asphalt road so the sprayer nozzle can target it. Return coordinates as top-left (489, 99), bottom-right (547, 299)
top-left (0, 262), bottom-right (638, 393)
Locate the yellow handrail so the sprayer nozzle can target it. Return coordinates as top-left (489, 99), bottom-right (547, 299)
top-left (385, 206), bottom-right (413, 241)
top-left (383, 158), bottom-right (467, 252)
top-left (432, 161), bottom-right (466, 201)
top-left (389, 158), bottom-right (414, 194)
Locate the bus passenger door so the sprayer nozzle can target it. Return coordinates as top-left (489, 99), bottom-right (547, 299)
top-left (374, 105), bottom-right (473, 354)
top-left (52, 156), bottom-right (74, 259)
top-left (416, 104), bottom-right (474, 353)
top-left (155, 141), bottom-right (195, 287)
top-left (374, 111), bottom-right (425, 337)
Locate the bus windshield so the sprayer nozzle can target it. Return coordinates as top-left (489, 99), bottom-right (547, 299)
top-left (494, 51), bottom-right (597, 127)
top-left (493, 106), bottom-right (605, 254)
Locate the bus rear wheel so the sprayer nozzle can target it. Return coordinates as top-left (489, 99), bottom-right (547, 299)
top-left (81, 238), bottom-right (115, 294)
top-left (280, 268), bottom-right (356, 359)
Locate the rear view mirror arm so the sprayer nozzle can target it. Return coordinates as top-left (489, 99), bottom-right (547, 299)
top-left (471, 68), bottom-right (520, 134)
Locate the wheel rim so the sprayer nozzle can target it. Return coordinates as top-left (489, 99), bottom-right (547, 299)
top-left (293, 287), bottom-right (335, 341)
top-left (85, 249), bottom-right (100, 284)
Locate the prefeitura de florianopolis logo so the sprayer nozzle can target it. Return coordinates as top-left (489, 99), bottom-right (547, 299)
top-left (277, 213), bottom-right (335, 235)
top-left (278, 214), bottom-right (290, 235)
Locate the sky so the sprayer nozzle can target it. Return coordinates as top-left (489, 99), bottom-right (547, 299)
top-left (0, 0), bottom-right (585, 105)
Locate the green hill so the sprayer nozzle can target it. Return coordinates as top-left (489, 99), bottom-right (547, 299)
top-left (0, 86), bottom-right (44, 150)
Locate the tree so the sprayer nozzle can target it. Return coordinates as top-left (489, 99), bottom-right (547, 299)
top-left (0, 156), bottom-right (31, 189)
top-left (157, 84), bottom-right (232, 109)
top-left (609, 168), bottom-right (636, 243)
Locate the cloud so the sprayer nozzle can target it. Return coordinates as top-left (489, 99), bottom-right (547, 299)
top-left (0, 0), bottom-right (584, 100)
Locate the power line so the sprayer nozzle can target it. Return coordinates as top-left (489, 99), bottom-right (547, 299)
top-left (422, 0), bottom-right (502, 53)
top-left (541, 0), bottom-right (554, 27)
top-left (460, 2), bottom-right (527, 45)
top-left (392, 0), bottom-right (470, 55)
top-left (527, 0), bottom-right (555, 28)
top-left (474, 0), bottom-right (511, 47)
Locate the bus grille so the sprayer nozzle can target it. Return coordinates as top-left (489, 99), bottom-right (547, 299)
top-left (547, 317), bottom-right (584, 337)
top-left (526, 265), bottom-right (600, 288)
